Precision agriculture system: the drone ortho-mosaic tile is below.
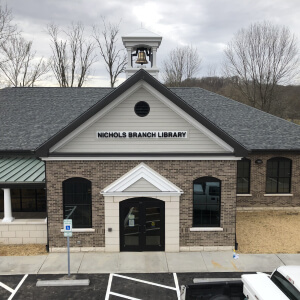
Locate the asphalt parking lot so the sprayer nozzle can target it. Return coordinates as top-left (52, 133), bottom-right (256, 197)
top-left (0, 272), bottom-right (249, 300)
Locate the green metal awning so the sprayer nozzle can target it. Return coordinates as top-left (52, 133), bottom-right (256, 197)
top-left (0, 157), bottom-right (45, 187)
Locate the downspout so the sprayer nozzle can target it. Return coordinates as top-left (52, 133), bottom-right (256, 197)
top-left (45, 160), bottom-right (49, 252)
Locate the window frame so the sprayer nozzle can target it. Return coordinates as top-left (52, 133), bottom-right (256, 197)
top-left (193, 176), bottom-right (221, 228)
top-left (237, 158), bottom-right (251, 194)
top-left (271, 271), bottom-right (300, 300)
top-left (0, 188), bottom-right (46, 212)
top-left (266, 157), bottom-right (292, 194)
top-left (63, 177), bottom-right (92, 229)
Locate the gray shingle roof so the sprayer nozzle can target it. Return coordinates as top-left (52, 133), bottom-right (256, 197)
top-left (0, 87), bottom-right (113, 151)
top-left (0, 85), bottom-right (299, 152)
top-left (171, 88), bottom-right (300, 150)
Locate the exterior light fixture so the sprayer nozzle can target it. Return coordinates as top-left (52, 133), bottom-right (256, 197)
top-left (255, 159), bottom-right (263, 164)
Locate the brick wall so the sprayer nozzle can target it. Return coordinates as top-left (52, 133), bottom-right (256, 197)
top-left (46, 160), bottom-right (237, 249)
top-left (237, 152), bottom-right (300, 207)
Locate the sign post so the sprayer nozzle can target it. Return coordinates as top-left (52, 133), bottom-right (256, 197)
top-left (63, 219), bottom-right (72, 277)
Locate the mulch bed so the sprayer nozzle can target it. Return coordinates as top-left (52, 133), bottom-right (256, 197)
top-left (0, 211), bottom-right (299, 255)
top-left (236, 210), bottom-right (300, 254)
top-left (0, 244), bottom-right (47, 256)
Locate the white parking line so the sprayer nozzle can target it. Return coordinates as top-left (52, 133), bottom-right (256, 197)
top-left (8, 274), bottom-right (28, 300)
top-left (113, 274), bottom-right (177, 291)
top-left (0, 282), bottom-right (14, 294)
top-left (105, 273), bottom-right (180, 300)
top-left (0, 274), bottom-right (28, 300)
top-left (110, 292), bottom-right (142, 300)
top-left (105, 273), bottom-right (113, 300)
top-left (173, 273), bottom-right (181, 300)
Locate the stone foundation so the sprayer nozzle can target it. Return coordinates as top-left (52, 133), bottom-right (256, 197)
top-left (0, 219), bottom-right (47, 244)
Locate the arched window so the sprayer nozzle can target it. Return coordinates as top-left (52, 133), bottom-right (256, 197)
top-left (237, 158), bottom-right (251, 194)
top-left (63, 178), bottom-right (92, 228)
top-left (266, 158), bottom-right (292, 193)
top-left (193, 177), bottom-right (221, 227)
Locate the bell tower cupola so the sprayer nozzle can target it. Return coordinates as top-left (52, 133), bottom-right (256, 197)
top-left (122, 28), bottom-right (162, 79)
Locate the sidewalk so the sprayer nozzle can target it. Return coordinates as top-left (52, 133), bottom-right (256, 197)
top-left (0, 251), bottom-right (300, 275)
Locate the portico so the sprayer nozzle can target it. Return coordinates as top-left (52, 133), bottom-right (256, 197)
top-left (0, 157), bottom-right (47, 244)
top-left (101, 163), bottom-right (183, 252)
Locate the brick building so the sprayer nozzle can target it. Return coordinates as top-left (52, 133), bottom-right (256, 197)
top-left (0, 29), bottom-right (300, 252)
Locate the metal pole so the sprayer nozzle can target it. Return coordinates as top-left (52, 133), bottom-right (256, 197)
top-left (67, 236), bottom-right (70, 277)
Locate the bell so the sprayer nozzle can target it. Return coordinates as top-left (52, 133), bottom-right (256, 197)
top-left (136, 51), bottom-right (148, 65)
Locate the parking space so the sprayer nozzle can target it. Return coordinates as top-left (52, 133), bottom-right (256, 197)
top-left (0, 272), bottom-right (248, 300)
top-left (0, 274), bottom-right (28, 300)
top-left (105, 273), bottom-right (180, 300)
top-left (0, 274), bottom-right (109, 300)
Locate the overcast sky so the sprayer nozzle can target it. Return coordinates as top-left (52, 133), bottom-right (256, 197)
top-left (7, 0), bottom-right (300, 87)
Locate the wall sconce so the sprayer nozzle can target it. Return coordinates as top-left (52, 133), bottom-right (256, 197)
top-left (255, 159), bottom-right (263, 164)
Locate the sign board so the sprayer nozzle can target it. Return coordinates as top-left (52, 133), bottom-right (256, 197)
top-left (128, 214), bottom-right (135, 227)
top-left (97, 131), bottom-right (188, 139)
top-left (64, 219), bottom-right (73, 237)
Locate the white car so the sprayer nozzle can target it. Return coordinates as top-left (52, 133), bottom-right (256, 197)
top-left (242, 266), bottom-right (300, 300)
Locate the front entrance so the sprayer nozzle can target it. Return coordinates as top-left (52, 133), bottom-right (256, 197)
top-left (120, 198), bottom-right (165, 251)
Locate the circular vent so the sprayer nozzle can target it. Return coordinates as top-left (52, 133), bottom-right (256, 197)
top-left (134, 101), bottom-right (150, 117)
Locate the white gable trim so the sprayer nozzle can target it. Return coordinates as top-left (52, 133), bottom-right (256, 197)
top-left (50, 81), bottom-right (145, 153)
top-left (41, 156), bottom-right (242, 161)
top-left (101, 163), bottom-right (183, 196)
top-left (141, 82), bottom-right (234, 153)
top-left (50, 80), bottom-right (234, 154)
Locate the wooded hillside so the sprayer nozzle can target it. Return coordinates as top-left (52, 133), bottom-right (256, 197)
top-left (179, 77), bottom-right (300, 122)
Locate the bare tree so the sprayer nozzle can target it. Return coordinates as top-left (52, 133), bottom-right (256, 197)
top-left (223, 21), bottom-right (299, 115)
top-left (0, 4), bottom-right (16, 43)
top-left (0, 35), bottom-right (49, 87)
top-left (93, 19), bottom-right (127, 87)
top-left (162, 45), bottom-right (201, 86)
top-left (48, 23), bottom-right (96, 87)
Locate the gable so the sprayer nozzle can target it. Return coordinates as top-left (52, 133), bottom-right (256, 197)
top-left (124, 178), bottom-right (160, 192)
top-left (101, 163), bottom-right (183, 195)
top-left (50, 82), bottom-right (234, 154)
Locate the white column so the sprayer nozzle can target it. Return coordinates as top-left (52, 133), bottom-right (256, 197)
top-left (2, 188), bottom-right (14, 222)
top-left (152, 47), bottom-right (157, 68)
top-left (126, 47), bottom-right (132, 68)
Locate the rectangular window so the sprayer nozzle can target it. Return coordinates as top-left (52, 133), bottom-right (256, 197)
top-left (193, 178), bottom-right (221, 227)
top-left (266, 158), bottom-right (291, 193)
top-left (237, 159), bottom-right (250, 194)
top-left (0, 189), bottom-right (46, 212)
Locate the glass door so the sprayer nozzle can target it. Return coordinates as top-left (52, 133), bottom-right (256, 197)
top-left (120, 198), bottom-right (165, 252)
top-left (122, 204), bottom-right (140, 251)
top-left (143, 203), bottom-right (164, 250)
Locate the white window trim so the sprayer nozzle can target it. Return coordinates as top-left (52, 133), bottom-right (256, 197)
top-left (237, 194), bottom-right (252, 197)
top-left (264, 194), bottom-right (293, 197)
top-left (190, 227), bottom-right (223, 232)
top-left (41, 156), bottom-right (242, 161)
top-left (60, 228), bottom-right (95, 233)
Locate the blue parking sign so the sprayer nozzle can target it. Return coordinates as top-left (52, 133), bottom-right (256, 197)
top-left (63, 219), bottom-right (73, 237)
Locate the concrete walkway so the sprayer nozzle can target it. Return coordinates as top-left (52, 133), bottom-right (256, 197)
top-left (0, 251), bottom-right (300, 275)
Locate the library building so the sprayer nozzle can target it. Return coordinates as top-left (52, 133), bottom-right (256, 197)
top-left (0, 29), bottom-right (300, 252)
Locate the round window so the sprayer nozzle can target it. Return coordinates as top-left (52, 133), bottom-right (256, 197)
top-left (134, 101), bottom-right (150, 117)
